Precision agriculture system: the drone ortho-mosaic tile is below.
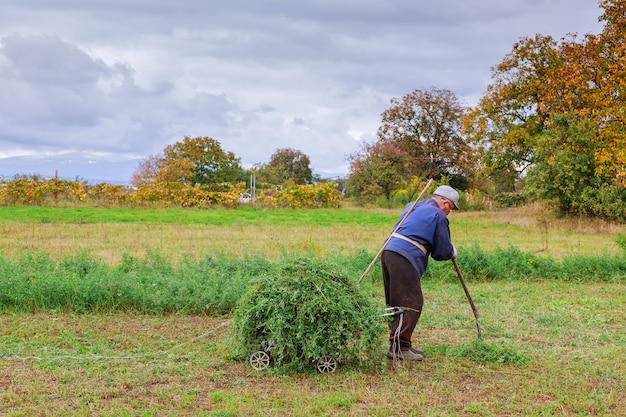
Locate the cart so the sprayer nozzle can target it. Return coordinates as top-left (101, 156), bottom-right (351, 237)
top-left (248, 341), bottom-right (338, 373)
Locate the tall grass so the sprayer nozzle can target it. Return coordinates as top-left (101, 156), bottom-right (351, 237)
top-left (426, 244), bottom-right (626, 282)
top-left (0, 250), bottom-right (269, 314)
top-left (1, 247), bottom-right (624, 315)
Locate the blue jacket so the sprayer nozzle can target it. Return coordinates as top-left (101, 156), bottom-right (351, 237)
top-left (384, 199), bottom-right (455, 275)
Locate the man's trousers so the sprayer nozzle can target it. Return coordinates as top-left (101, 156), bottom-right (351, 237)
top-left (381, 250), bottom-right (424, 350)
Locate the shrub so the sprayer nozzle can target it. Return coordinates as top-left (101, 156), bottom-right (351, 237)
top-left (233, 256), bottom-right (385, 373)
top-left (493, 192), bottom-right (527, 208)
top-left (573, 185), bottom-right (626, 222)
top-left (257, 183), bottom-right (341, 208)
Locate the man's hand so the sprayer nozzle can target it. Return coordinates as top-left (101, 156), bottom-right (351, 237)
top-left (452, 245), bottom-right (457, 259)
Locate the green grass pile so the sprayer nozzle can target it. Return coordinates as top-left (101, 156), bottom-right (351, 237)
top-left (233, 256), bottom-right (385, 373)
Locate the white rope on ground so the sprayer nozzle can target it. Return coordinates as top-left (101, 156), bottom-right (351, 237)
top-left (1, 319), bottom-right (233, 363)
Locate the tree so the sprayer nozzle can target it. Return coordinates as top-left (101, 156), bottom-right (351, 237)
top-left (346, 140), bottom-right (411, 202)
top-left (131, 154), bottom-right (192, 186)
top-left (131, 154), bottom-right (161, 186)
top-left (163, 136), bottom-right (244, 185)
top-left (467, 0), bottom-right (626, 197)
top-left (463, 34), bottom-right (561, 192)
top-left (525, 115), bottom-right (599, 214)
top-left (259, 148), bottom-right (314, 185)
top-left (593, 0), bottom-right (626, 185)
top-left (132, 136), bottom-right (244, 187)
top-left (251, 148), bottom-right (315, 186)
top-left (462, 0), bottom-right (626, 221)
top-left (377, 88), bottom-right (475, 190)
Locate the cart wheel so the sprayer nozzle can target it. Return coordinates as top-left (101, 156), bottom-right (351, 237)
top-left (249, 350), bottom-right (270, 371)
top-left (316, 355), bottom-right (337, 373)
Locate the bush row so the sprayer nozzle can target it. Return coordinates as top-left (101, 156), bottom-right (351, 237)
top-left (0, 176), bottom-right (341, 209)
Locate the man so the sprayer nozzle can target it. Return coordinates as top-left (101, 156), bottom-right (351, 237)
top-left (382, 185), bottom-right (459, 361)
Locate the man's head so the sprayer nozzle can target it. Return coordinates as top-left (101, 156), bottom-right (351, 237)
top-left (433, 185), bottom-right (459, 214)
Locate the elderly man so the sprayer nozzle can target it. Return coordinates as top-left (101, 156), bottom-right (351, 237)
top-left (382, 185), bottom-right (459, 361)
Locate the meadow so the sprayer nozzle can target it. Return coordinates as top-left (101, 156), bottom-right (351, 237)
top-left (0, 204), bottom-right (623, 262)
top-left (0, 204), bottom-right (624, 416)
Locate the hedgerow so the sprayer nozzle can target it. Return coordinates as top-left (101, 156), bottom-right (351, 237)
top-left (0, 176), bottom-right (342, 209)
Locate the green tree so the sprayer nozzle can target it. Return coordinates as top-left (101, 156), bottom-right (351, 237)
top-left (163, 136), bottom-right (244, 185)
top-left (377, 87), bottom-right (475, 190)
top-left (257, 148), bottom-right (314, 185)
top-left (525, 115), bottom-right (598, 214)
top-left (346, 140), bottom-right (411, 203)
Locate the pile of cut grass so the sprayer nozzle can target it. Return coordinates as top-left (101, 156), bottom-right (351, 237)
top-left (233, 257), bottom-right (384, 373)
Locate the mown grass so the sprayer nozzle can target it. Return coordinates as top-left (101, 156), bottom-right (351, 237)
top-left (1, 280), bottom-right (624, 416)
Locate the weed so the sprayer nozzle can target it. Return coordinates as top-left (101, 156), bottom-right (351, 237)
top-left (616, 232), bottom-right (626, 252)
top-left (446, 339), bottom-right (528, 366)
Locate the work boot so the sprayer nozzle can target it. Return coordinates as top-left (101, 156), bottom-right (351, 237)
top-left (409, 346), bottom-right (424, 355)
top-left (386, 347), bottom-right (423, 361)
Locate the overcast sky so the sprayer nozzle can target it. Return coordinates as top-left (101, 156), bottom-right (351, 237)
top-left (0, 0), bottom-right (604, 180)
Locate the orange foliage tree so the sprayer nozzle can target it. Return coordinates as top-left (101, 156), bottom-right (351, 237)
top-left (465, 0), bottom-right (625, 219)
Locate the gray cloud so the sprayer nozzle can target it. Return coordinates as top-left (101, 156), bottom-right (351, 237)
top-left (0, 0), bottom-right (604, 179)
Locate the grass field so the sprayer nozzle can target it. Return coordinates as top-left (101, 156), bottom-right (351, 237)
top-left (0, 205), bottom-right (625, 416)
top-left (0, 204), bottom-right (623, 262)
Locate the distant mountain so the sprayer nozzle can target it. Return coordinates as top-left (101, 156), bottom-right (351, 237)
top-left (0, 152), bottom-right (142, 185)
top-left (0, 153), bottom-right (346, 185)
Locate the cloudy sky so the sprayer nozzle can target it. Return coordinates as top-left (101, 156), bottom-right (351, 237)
top-left (0, 0), bottom-right (604, 182)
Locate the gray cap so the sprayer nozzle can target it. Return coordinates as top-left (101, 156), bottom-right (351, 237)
top-left (433, 185), bottom-right (459, 209)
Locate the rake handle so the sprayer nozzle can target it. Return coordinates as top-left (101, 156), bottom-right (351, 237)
top-left (452, 258), bottom-right (482, 339)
